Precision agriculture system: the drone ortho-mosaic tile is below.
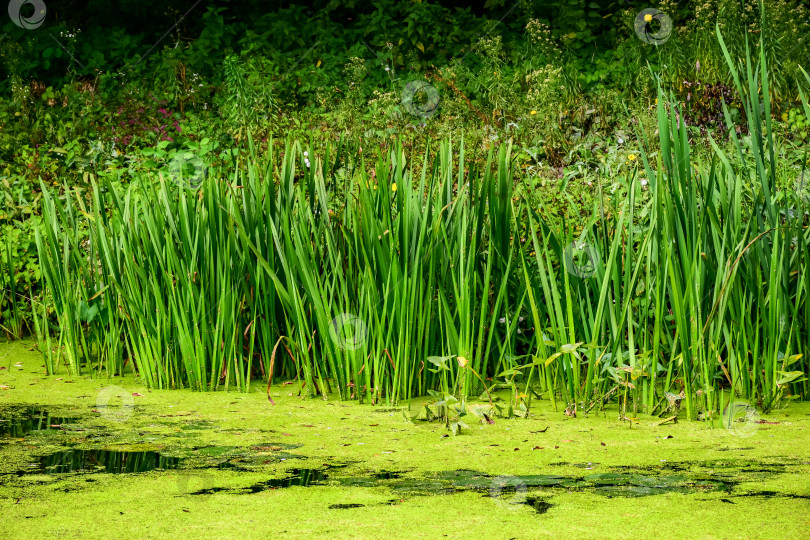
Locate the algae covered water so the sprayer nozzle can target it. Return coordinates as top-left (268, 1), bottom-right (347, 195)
top-left (1, 340), bottom-right (809, 538)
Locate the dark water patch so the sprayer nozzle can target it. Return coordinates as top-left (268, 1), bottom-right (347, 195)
top-left (436, 469), bottom-right (488, 479)
top-left (578, 470), bottom-right (731, 497)
top-left (594, 485), bottom-right (669, 497)
top-left (525, 496), bottom-right (553, 514)
top-left (736, 491), bottom-right (810, 500)
top-left (609, 458), bottom-right (798, 477)
top-left (429, 470), bottom-right (569, 491)
top-left (214, 453), bottom-right (302, 470)
top-left (693, 459), bottom-right (791, 473)
top-left (583, 473), bottom-right (724, 497)
top-left (191, 445), bottom-right (240, 457)
top-left (202, 465), bottom-right (737, 500)
top-left (214, 428), bottom-right (278, 435)
top-left (179, 443), bottom-right (306, 471)
top-left (333, 476), bottom-right (381, 488)
top-left (333, 470), bottom-right (404, 487)
top-left (0, 406), bottom-right (82, 437)
top-left (173, 460), bottom-right (807, 516)
top-left (187, 465), bottom-right (409, 496)
top-left (374, 471), bottom-right (402, 479)
top-left (431, 469), bottom-right (491, 490)
top-left (390, 478), bottom-right (455, 494)
top-left (34, 449), bottom-right (181, 474)
top-left (392, 469), bottom-right (732, 498)
top-left (584, 472), bottom-right (633, 485)
top-left (180, 421), bottom-right (218, 431)
top-left (215, 452), bottom-right (304, 469)
top-left (330, 498), bottom-right (412, 510)
top-left (208, 467), bottom-right (399, 494)
top-left (549, 462), bottom-right (599, 469)
top-left (251, 442), bottom-right (304, 451)
top-left (515, 475), bottom-right (571, 487)
top-left (191, 467), bottom-right (332, 495)
top-left (248, 467), bottom-right (328, 489)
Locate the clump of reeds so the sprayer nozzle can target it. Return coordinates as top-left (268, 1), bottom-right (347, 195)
top-left (35, 29), bottom-right (808, 416)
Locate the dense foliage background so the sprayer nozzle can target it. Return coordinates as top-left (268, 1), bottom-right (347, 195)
top-left (1, 2), bottom-right (809, 409)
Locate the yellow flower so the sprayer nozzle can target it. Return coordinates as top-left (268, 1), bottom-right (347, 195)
top-left (530, 110), bottom-right (537, 115)
top-left (644, 14), bottom-right (653, 22)
top-left (391, 183), bottom-right (397, 192)
top-left (628, 154), bottom-right (637, 161)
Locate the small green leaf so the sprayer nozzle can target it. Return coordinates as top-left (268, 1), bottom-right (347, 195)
top-left (776, 371), bottom-right (806, 386)
top-left (560, 342), bottom-right (584, 354)
top-left (427, 355), bottom-right (454, 370)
